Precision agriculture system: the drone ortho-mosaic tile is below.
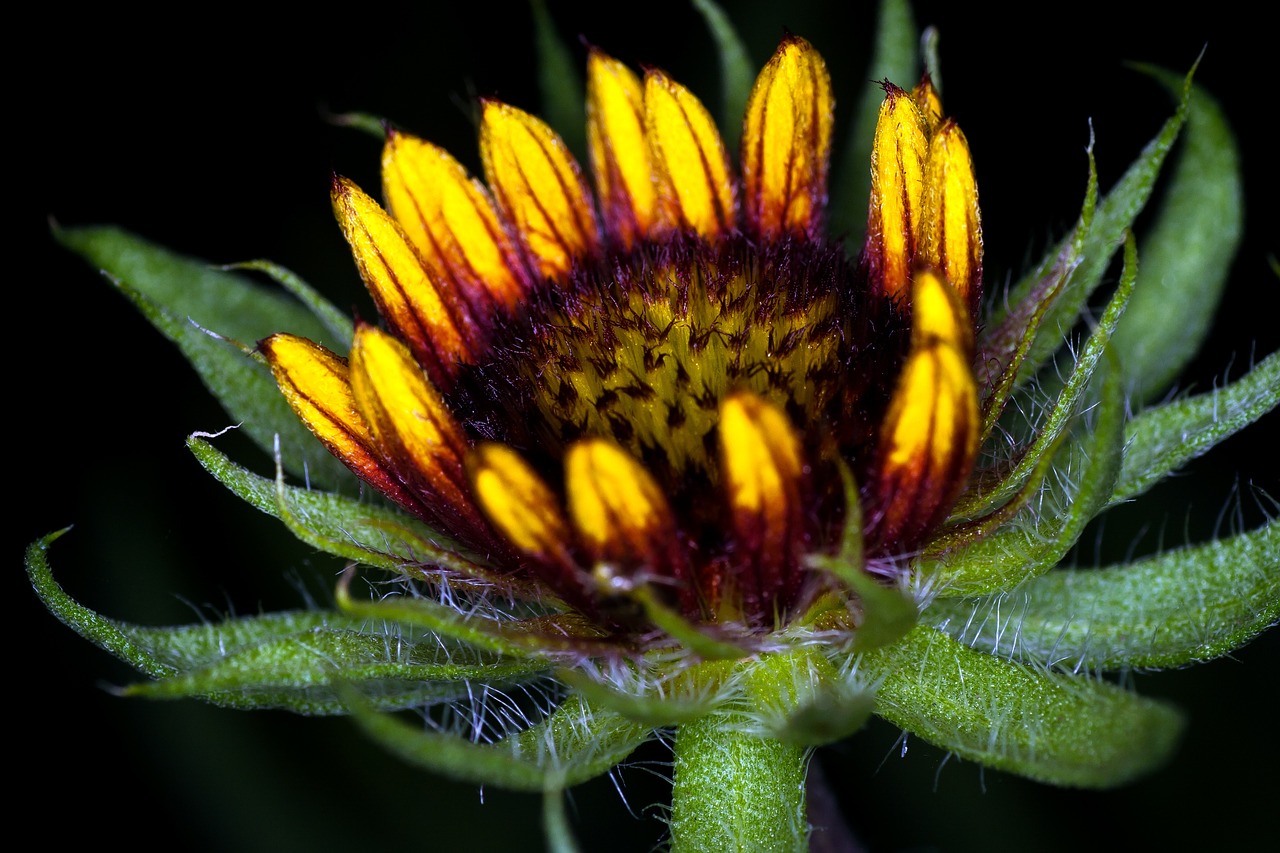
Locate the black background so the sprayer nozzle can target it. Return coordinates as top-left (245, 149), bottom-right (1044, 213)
top-left (20, 1), bottom-right (1277, 850)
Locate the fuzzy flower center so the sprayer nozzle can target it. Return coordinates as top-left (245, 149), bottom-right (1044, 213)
top-left (454, 235), bottom-right (904, 497)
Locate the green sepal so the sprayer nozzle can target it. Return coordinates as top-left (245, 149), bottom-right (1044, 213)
top-left (740, 647), bottom-right (875, 747)
top-left (334, 568), bottom-right (619, 659)
top-left (997, 64), bottom-right (1194, 379)
top-left (806, 462), bottom-right (917, 651)
top-left (324, 109), bottom-right (389, 140)
top-left (862, 626), bottom-right (1185, 788)
top-left (555, 659), bottom-right (731, 727)
top-left (56, 225), bottom-right (350, 489)
top-left (928, 352), bottom-right (1126, 596)
top-left (187, 436), bottom-right (509, 587)
top-left (1111, 351), bottom-right (1280, 506)
top-left (532, 0), bottom-right (585, 161)
top-left (123, 622), bottom-right (547, 714)
top-left (831, 0), bottom-right (917, 241)
top-left (225, 260), bottom-right (355, 348)
top-left (691, 0), bottom-right (753, 153)
top-left (928, 517), bottom-right (1279, 670)
top-left (975, 140), bottom-right (1098, 440)
top-left (26, 531), bottom-right (545, 713)
top-left (631, 585), bottom-right (752, 660)
top-left (957, 233), bottom-right (1137, 518)
top-left (345, 691), bottom-right (653, 792)
top-left (1111, 69), bottom-right (1243, 401)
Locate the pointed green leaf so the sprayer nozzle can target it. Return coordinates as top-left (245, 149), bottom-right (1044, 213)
top-left (532, 0), bottom-right (585, 161)
top-left (997, 65), bottom-right (1193, 377)
top-left (1112, 72), bottom-right (1243, 401)
top-left (1112, 352), bottom-right (1280, 505)
top-left (691, 0), bottom-right (753, 153)
top-left (227, 260), bottom-right (355, 348)
top-left (862, 626), bottom-right (1185, 788)
top-left (27, 529), bottom-right (175, 680)
top-left (928, 517), bottom-right (1279, 670)
top-left (27, 530), bottom-right (546, 713)
top-left (187, 436), bottom-right (499, 583)
top-left (124, 624), bottom-right (546, 713)
top-left (957, 234), bottom-right (1137, 519)
top-left (345, 691), bottom-right (653, 791)
top-left (831, 0), bottom-right (917, 240)
top-left (56, 225), bottom-right (350, 489)
top-left (975, 140), bottom-right (1098, 439)
top-left (930, 357), bottom-right (1126, 596)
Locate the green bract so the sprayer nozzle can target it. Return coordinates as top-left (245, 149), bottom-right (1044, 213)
top-left (30, 1), bottom-right (1277, 851)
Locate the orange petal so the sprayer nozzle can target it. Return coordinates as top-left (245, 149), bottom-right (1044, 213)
top-left (480, 100), bottom-right (600, 283)
top-left (587, 49), bottom-right (658, 249)
top-left (719, 392), bottom-right (807, 618)
top-left (645, 69), bottom-right (735, 239)
top-left (874, 271), bottom-right (978, 547)
top-left (332, 177), bottom-right (474, 386)
top-left (382, 130), bottom-right (527, 314)
top-left (741, 36), bottom-right (833, 240)
top-left (259, 333), bottom-right (422, 512)
top-left (920, 120), bottom-right (983, 316)
top-left (864, 84), bottom-right (928, 303)
top-left (348, 325), bottom-right (483, 537)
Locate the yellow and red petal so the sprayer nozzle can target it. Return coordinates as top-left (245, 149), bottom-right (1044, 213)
top-left (347, 325), bottom-right (484, 537)
top-left (480, 100), bottom-right (600, 283)
top-left (259, 333), bottom-right (422, 512)
top-left (741, 36), bottom-right (833, 241)
top-left (564, 439), bottom-right (688, 587)
top-left (382, 130), bottom-right (527, 314)
top-left (644, 69), bottom-right (735, 240)
top-left (864, 84), bottom-right (928, 303)
top-left (332, 177), bottom-right (475, 387)
top-left (911, 75), bottom-right (943, 134)
top-left (586, 49), bottom-right (658, 250)
top-left (719, 392), bottom-right (807, 619)
top-left (920, 120), bottom-right (983, 316)
top-left (469, 443), bottom-right (573, 564)
top-left (873, 271), bottom-right (979, 547)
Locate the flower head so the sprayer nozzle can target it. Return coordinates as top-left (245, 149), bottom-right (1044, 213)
top-left (261, 36), bottom-right (990, 645)
top-left (31, 5), bottom-right (1277, 851)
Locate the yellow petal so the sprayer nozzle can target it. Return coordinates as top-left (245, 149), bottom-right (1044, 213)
top-left (741, 36), bottom-right (833, 240)
top-left (875, 271), bottom-right (979, 546)
top-left (911, 75), bottom-right (943, 134)
top-left (720, 392), bottom-right (806, 615)
top-left (865, 84), bottom-right (927, 303)
top-left (348, 325), bottom-right (482, 534)
top-left (920, 120), bottom-right (983, 315)
top-left (645, 69), bottom-right (735, 239)
top-left (469, 443), bottom-right (572, 563)
top-left (332, 177), bottom-right (472, 386)
top-left (259, 333), bottom-right (421, 511)
top-left (565, 439), bottom-right (676, 569)
top-left (382, 130), bottom-right (527, 313)
top-left (587, 49), bottom-right (658, 249)
top-left (480, 100), bottom-right (600, 282)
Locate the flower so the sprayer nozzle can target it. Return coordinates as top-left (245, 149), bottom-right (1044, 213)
top-left (30, 3), bottom-right (1278, 851)
top-left (261, 39), bottom-right (984, 644)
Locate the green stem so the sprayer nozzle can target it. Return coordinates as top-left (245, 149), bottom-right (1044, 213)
top-left (670, 714), bottom-right (809, 853)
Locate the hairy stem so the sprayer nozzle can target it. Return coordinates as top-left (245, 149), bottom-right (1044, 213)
top-left (670, 714), bottom-right (809, 853)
